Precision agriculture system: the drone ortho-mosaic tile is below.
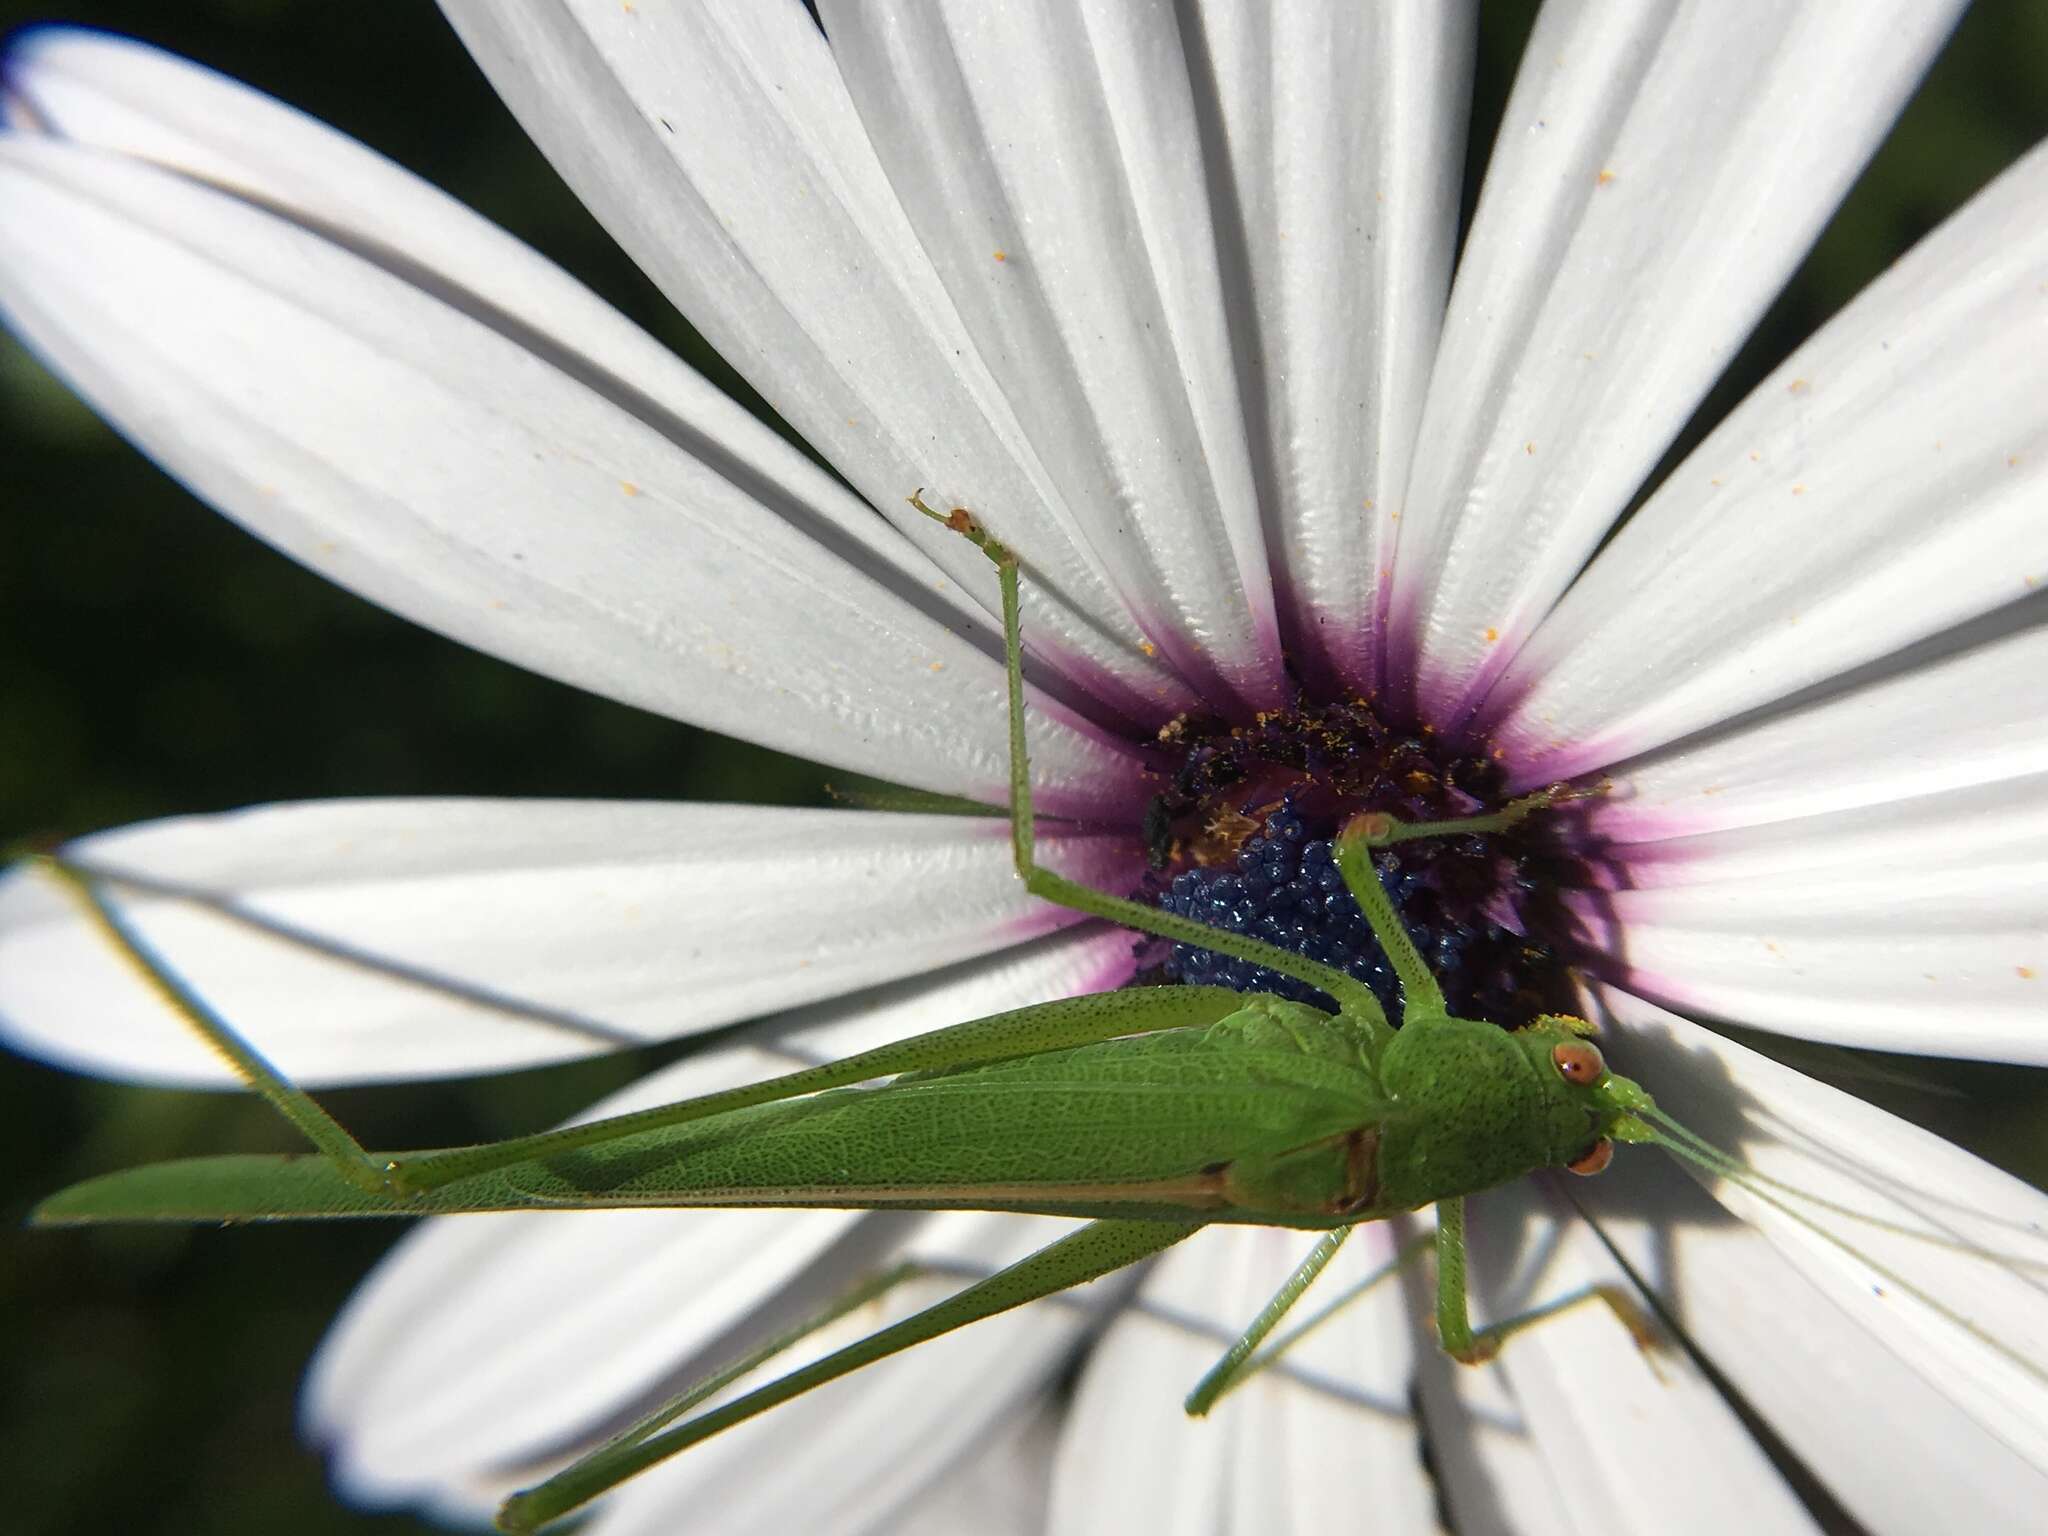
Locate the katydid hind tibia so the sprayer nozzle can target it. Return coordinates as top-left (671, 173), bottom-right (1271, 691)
top-left (34, 502), bottom-right (1772, 1534)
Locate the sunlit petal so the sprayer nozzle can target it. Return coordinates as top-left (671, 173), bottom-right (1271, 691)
top-left (0, 801), bottom-right (1139, 1084)
top-left (1393, 0), bottom-right (1964, 721)
top-left (436, 0), bottom-right (1193, 722)
top-left (1185, 1), bottom-right (1473, 692)
top-left (0, 134), bottom-right (1145, 811)
top-left (821, 1), bottom-right (1291, 712)
top-left (1496, 140), bottom-right (2048, 777)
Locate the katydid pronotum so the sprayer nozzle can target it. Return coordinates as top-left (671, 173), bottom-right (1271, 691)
top-left (30, 501), bottom-right (1842, 1533)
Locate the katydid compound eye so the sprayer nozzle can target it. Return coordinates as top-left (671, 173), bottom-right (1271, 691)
top-left (1551, 1039), bottom-right (1605, 1085)
top-left (1567, 1138), bottom-right (1614, 1176)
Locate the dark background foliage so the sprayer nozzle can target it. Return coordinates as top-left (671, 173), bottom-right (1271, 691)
top-left (0, 5), bottom-right (2043, 1534)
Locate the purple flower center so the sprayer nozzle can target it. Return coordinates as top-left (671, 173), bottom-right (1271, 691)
top-left (1134, 699), bottom-right (1585, 1025)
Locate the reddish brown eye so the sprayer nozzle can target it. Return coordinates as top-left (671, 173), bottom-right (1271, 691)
top-left (1567, 1138), bottom-right (1615, 1177)
top-left (1551, 1039), bottom-right (1606, 1085)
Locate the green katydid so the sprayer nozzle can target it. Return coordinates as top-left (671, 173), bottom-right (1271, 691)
top-left (33, 500), bottom-right (1805, 1534)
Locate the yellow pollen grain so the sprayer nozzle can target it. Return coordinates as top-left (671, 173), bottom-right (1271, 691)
top-left (1524, 441), bottom-right (1537, 455)
top-left (1787, 377), bottom-right (1810, 394)
top-left (2009, 454), bottom-right (2024, 468)
top-left (1791, 484), bottom-right (1807, 496)
top-left (992, 249), bottom-right (1007, 263)
top-left (2020, 966), bottom-right (2039, 980)
top-left (1483, 626), bottom-right (1500, 643)
top-left (1596, 168), bottom-right (1616, 185)
top-left (1139, 639), bottom-right (1158, 657)
top-left (620, 481), bottom-right (641, 497)
top-left (929, 661), bottom-right (945, 673)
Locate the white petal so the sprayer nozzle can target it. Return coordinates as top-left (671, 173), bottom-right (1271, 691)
top-left (1590, 622), bottom-right (2048, 839)
top-left (1185, 1), bottom-right (1473, 692)
top-left (1050, 1223), bottom-right (1435, 1536)
top-left (436, 0), bottom-right (1196, 722)
top-left (1423, 1183), bottom-right (1815, 1536)
top-left (0, 800), bottom-right (1140, 1085)
top-left (1581, 1114), bottom-right (2048, 1535)
top-left (1597, 771), bottom-right (2048, 888)
top-left (3, 25), bottom-right (1024, 697)
top-left (311, 931), bottom-right (1129, 1520)
top-left (1494, 139), bottom-right (2048, 776)
top-left (820, 0), bottom-right (1288, 712)
top-left (1391, 0), bottom-right (1966, 723)
top-left (0, 133), bottom-right (1144, 810)
top-left (1567, 786), bottom-right (2048, 1061)
top-left (1596, 989), bottom-right (2048, 1479)
top-left (882, 1395), bottom-right (1059, 1536)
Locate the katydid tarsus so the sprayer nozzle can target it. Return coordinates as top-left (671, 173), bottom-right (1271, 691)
top-left (33, 500), bottom-right (1856, 1533)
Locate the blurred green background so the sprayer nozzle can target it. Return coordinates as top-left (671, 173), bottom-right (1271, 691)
top-left (1, 4), bottom-right (2044, 1534)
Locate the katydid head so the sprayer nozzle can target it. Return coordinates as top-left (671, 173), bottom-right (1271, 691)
top-left (1509, 1014), bottom-right (1661, 1177)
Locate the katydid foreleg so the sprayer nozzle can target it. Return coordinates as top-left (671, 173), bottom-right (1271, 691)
top-left (1430, 1193), bottom-right (1663, 1364)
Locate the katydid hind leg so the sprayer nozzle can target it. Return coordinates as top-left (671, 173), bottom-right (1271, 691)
top-left (495, 1217), bottom-right (1201, 1534)
top-left (910, 493), bottom-right (1389, 1030)
top-left (543, 1258), bottom-right (941, 1475)
top-left (36, 856), bottom-right (392, 1196)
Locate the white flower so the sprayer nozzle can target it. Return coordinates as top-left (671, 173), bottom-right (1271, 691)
top-left (2, 7), bottom-right (2045, 1534)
